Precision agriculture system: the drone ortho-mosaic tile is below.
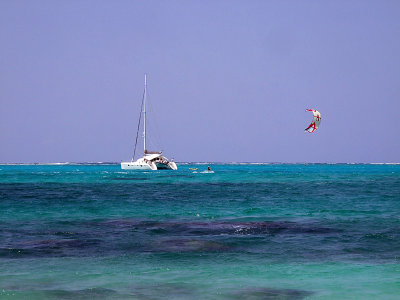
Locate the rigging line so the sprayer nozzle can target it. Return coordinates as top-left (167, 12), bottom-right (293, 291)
top-left (132, 88), bottom-right (146, 161)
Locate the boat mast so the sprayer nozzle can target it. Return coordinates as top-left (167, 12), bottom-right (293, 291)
top-left (143, 73), bottom-right (147, 154)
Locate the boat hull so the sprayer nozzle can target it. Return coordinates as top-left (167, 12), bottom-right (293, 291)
top-left (121, 162), bottom-right (154, 170)
top-left (156, 161), bottom-right (178, 170)
top-left (121, 157), bottom-right (177, 171)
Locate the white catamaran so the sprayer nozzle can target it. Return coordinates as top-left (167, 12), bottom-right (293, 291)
top-left (121, 74), bottom-right (177, 171)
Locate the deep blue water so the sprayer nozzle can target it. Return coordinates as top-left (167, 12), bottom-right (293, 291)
top-left (0, 164), bottom-right (399, 299)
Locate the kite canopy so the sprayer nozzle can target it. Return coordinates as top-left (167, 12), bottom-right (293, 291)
top-left (305, 109), bottom-right (321, 133)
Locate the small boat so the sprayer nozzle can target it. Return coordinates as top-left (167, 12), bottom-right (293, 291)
top-left (121, 74), bottom-right (177, 170)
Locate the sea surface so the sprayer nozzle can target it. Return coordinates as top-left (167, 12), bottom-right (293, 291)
top-left (0, 163), bottom-right (399, 299)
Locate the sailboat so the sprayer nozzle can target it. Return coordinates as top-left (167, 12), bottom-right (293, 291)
top-left (121, 74), bottom-right (178, 170)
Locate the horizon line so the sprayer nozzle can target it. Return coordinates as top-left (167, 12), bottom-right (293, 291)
top-left (1, 162), bottom-right (399, 165)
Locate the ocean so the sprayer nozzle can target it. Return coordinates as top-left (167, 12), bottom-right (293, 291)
top-left (0, 163), bottom-right (399, 299)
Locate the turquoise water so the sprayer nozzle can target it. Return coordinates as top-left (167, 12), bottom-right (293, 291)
top-left (0, 164), bottom-right (399, 299)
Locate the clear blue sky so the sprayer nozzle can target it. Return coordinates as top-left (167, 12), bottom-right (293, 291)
top-left (1, 0), bottom-right (399, 163)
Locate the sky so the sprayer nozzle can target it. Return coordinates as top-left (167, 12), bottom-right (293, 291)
top-left (1, 0), bottom-right (399, 163)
